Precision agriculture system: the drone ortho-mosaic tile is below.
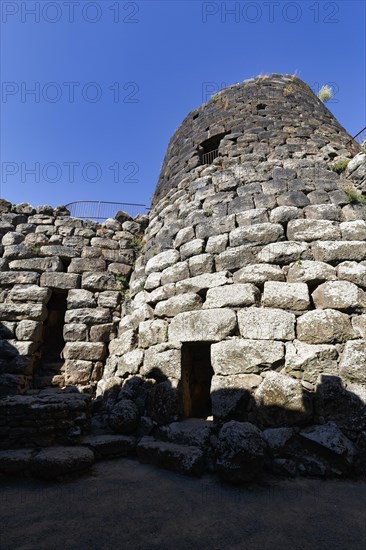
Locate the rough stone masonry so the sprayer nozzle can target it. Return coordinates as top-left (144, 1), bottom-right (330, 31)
top-left (1, 74), bottom-right (366, 482)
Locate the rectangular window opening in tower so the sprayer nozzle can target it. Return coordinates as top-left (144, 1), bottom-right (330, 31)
top-left (198, 132), bottom-right (229, 165)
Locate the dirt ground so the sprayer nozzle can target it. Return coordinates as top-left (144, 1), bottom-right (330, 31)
top-left (0, 458), bottom-right (365, 550)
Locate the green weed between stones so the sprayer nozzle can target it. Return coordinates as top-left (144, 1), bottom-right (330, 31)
top-left (31, 245), bottom-right (41, 256)
top-left (331, 159), bottom-right (350, 174)
top-left (116, 274), bottom-right (130, 298)
top-left (344, 188), bottom-right (366, 205)
top-left (129, 236), bottom-right (144, 253)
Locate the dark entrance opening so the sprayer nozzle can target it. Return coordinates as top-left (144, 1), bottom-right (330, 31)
top-left (198, 132), bottom-right (228, 165)
top-left (35, 291), bottom-right (68, 388)
top-left (181, 343), bottom-right (214, 418)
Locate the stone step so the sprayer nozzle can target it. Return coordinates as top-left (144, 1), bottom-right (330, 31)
top-left (0, 446), bottom-right (95, 480)
top-left (32, 374), bottom-right (65, 389)
top-left (156, 419), bottom-right (216, 449)
top-left (137, 436), bottom-right (205, 476)
top-left (81, 434), bottom-right (137, 460)
top-left (37, 362), bottom-right (64, 373)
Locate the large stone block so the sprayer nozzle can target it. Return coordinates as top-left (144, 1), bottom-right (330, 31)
top-left (312, 241), bottom-right (366, 262)
top-left (180, 239), bottom-right (205, 260)
top-left (168, 309), bottom-right (237, 343)
top-left (339, 340), bottom-right (366, 384)
top-left (64, 342), bottom-right (106, 361)
top-left (40, 245), bottom-right (78, 259)
top-left (262, 281), bottom-right (310, 311)
top-left (203, 283), bottom-right (259, 308)
top-left (2, 232), bottom-right (24, 246)
top-left (238, 307), bottom-right (295, 340)
top-left (108, 332), bottom-right (136, 356)
top-left (63, 323), bottom-right (88, 342)
top-left (205, 234), bottom-right (228, 254)
top-left (174, 227), bottom-right (195, 248)
top-left (195, 215), bottom-right (236, 239)
top-left (188, 253), bottom-right (214, 277)
top-left (299, 422), bottom-right (355, 471)
top-left (81, 272), bottom-right (118, 291)
top-left (30, 447), bottom-right (94, 479)
top-left (352, 315), bottom-right (366, 338)
top-left (90, 237), bottom-right (119, 249)
top-left (137, 436), bottom-right (204, 476)
top-left (68, 258), bottom-right (106, 273)
top-left (254, 371), bottom-right (313, 427)
top-left (67, 289), bottom-right (96, 309)
top-left (65, 307), bottom-right (111, 325)
top-left (64, 360), bottom-right (94, 385)
top-left (257, 241), bottom-right (309, 264)
top-left (229, 223), bottom-right (284, 247)
top-left (116, 350), bottom-right (144, 377)
top-left (296, 309), bottom-right (355, 344)
top-left (0, 272), bottom-right (39, 286)
top-left (108, 400), bottom-right (139, 434)
top-left (0, 303), bottom-right (47, 321)
top-left (15, 320), bottom-right (43, 342)
top-left (233, 264), bottom-right (284, 285)
top-left (148, 283), bottom-right (176, 304)
top-left (337, 262), bottom-right (366, 288)
top-left (3, 244), bottom-right (32, 261)
top-left (236, 208), bottom-right (268, 226)
top-left (8, 284), bottom-right (51, 303)
top-left (160, 262), bottom-right (190, 284)
top-left (175, 271), bottom-right (231, 294)
top-left (144, 272), bottom-right (161, 291)
top-left (215, 245), bottom-right (257, 271)
top-left (270, 206), bottom-right (302, 224)
top-left (97, 291), bottom-right (121, 309)
top-left (141, 344), bottom-right (181, 379)
top-left (9, 257), bottom-right (63, 273)
top-left (312, 281), bottom-right (365, 311)
top-left (286, 260), bottom-right (336, 284)
top-left (211, 339), bottom-right (284, 375)
top-left (340, 220), bottom-right (366, 240)
top-left (155, 293), bottom-right (202, 317)
top-left (211, 374), bottom-right (262, 420)
top-left (215, 421), bottom-right (267, 482)
top-left (0, 449), bottom-right (33, 475)
top-left (89, 324), bottom-right (114, 342)
top-left (40, 272), bottom-right (80, 290)
top-left (4, 339), bottom-right (39, 356)
top-left (145, 250), bottom-right (180, 275)
top-left (287, 219), bottom-right (341, 241)
top-left (285, 340), bottom-right (339, 384)
top-left (138, 320), bottom-right (168, 348)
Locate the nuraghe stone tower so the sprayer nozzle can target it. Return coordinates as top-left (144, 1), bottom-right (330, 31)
top-left (1, 75), bottom-right (366, 481)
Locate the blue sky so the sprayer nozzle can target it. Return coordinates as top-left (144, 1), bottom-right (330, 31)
top-left (1, 0), bottom-right (365, 211)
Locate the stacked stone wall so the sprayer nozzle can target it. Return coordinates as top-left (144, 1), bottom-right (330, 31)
top-left (0, 200), bottom-right (147, 396)
top-left (0, 392), bottom-right (91, 450)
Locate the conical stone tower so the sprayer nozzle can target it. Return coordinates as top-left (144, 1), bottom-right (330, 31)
top-left (100, 74), bottom-right (366, 450)
top-left (0, 74), bottom-right (365, 479)
top-left (102, 76), bottom-right (365, 434)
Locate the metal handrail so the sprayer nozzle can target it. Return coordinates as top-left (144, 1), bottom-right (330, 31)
top-left (348, 126), bottom-right (366, 146)
top-left (65, 200), bottom-right (149, 221)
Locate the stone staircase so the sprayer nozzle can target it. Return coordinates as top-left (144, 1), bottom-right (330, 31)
top-left (33, 361), bottom-right (65, 389)
top-left (136, 419), bottom-right (217, 476)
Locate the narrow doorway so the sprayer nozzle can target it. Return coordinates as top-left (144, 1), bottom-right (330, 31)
top-left (181, 343), bottom-right (214, 418)
top-left (35, 291), bottom-right (68, 387)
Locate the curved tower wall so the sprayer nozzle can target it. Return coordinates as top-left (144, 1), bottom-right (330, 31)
top-left (101, 75), bottom-right (366, 436)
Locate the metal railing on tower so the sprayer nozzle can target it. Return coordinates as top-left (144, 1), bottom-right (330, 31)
top-left (64, 201), bottom-right (148, 221)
